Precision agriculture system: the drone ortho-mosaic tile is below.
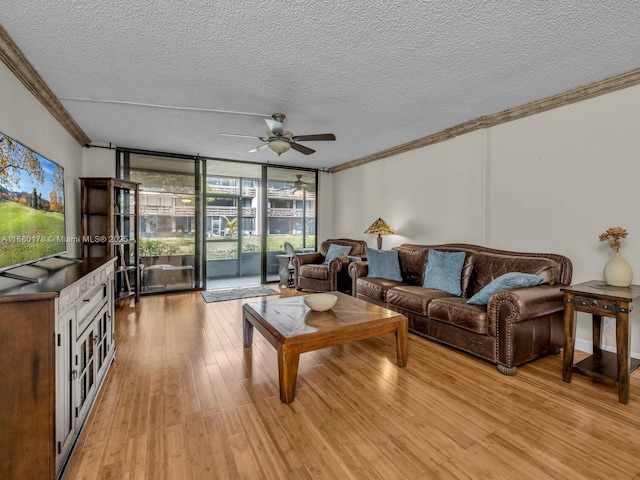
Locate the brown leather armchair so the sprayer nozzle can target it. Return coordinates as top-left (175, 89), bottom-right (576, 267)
top-left (293, 238), bottom-right (368, 293)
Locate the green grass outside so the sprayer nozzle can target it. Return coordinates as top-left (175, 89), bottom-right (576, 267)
top-left (139, 235), bottom-right (315, 260)
top-left (0, 201), bottom-right (66, 267)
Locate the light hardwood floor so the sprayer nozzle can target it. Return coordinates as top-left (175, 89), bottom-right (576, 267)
top-left (63, 288), bottom-right (640, 479)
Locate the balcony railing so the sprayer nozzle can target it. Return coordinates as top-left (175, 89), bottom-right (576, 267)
top-left (266, 188), bottom-right (316, 200)
top-left (267, 208), bottom-right (315, 218)
top-left (204, 185), bottom-right (315, 199)
top-left (204, 184), bottom-right (258, 196)
top-left (139, 205), bottom-right (315, 218)
top-left (142, 187), bottom-right (314, 202)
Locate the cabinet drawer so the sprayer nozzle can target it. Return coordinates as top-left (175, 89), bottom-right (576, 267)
top-left (59, 273), bottom-right (95, 316)
top-left (59, 263), bottom-right (111, 315)
top-left (572, 295), bottom-right (618, 316)
top-left (58, 287), bottom-right (80, 315)
top-left (76, 283), bottom-right (108, 337)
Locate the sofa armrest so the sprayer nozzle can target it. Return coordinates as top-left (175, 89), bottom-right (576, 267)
top-left (488, 285), bottom-right (565, 371)
top-left (328, 256), bottom-right (350, 273)
top-left (292, 253), bottom-right (349, 290)
top-left (293, 252), bottom-right (324, 267)
top-left (348, 261), bottom-right (369, 279)
top-left (292, 253), bottom-right (323, 288)
top-left (487, 285), bottom-right (564, 324)
top-left (348, 261), bottom-right (369, 296)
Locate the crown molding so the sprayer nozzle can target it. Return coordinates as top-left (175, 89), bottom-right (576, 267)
top-left (0, 24), bottom-right (91, 146)
top-left (329, 67), bottom-right (640, 173)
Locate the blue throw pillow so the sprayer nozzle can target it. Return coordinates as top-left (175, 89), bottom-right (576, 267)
top-left (422, 250), bottom-right (467, 295)
top-left (366, 247), bottom-right (403, 281)
top-left (467, 272), bottom-right (544, 305)
top-left (323, 244), bottom-right (352, 264)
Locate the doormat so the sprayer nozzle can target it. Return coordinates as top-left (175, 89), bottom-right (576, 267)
top-left (200, 286), bottom-right (280, 303)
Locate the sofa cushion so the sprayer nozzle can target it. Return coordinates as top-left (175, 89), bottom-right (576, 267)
top-left (428, 297), bottom-right (489, 334)
top-left (323, 244), bottom-right (352, 264)
top-left (320, 239), bottom-right (367, 257)
top-left (467, 272), bottom-right (544, 305)
top-left (357, 277), bottom-right (404, 303)
top-left (423, 250), bottom-right (467, 295)
top-left (299, 264), bottom-right (329, 280)
top-left (469, 252), bottom-right (559, 296)
top-left (387, 286), bottom-right (454, 316)
top-left (366, 248), bottom-right (403, 281)
top-left (394, 245), bottom-right (475, 295)
top-left (396, 246), bottom-right (430, 285)
top-left (459, 253), bottom-right (475, 298)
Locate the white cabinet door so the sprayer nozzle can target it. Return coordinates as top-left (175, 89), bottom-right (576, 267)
top-left (94, 302), bottom-right (113, 386)
top-left (74, 319), bottom-right (97, 427)
top-left (55, 307), bottom-right (76, 471)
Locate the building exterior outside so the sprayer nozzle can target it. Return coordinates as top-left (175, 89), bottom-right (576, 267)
top-left (130, 165), bottom-right (316, 291)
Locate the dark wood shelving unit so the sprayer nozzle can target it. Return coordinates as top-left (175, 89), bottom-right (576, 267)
top-left (80, 177), bottom-right (140, 302)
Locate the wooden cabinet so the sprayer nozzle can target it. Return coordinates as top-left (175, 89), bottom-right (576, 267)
top-left (0, 257), bottom-right (115, 480)
top-left (81, 177), bottom-right (140, 302)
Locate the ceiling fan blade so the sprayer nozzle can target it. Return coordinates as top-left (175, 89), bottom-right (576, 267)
top-left (265, 118), bottom-right (284, 135)
top-left (248, 143), bottom-right (270, 153)
top-left (291, 133), bottom-right (336, 142)
top-left (290, 142), bottom-right (316, 155)
top-left (220, 133), bottom-right (261, 139)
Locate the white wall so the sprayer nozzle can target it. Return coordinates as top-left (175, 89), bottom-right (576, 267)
top-left (316, 171), bottom-right (334, 242)
top-left (82, 147), bottom-right (116, 177)
top-left (0, 62), bottom-right (84, 256)
top-left (330, 83), bottom-right (640, 355)
top-left (332, 130), bottom-right (486, 247)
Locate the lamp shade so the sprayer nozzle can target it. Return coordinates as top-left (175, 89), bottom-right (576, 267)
top-left (364, 218), bottom-right (395, 235)
top-left (268, 139), bottom-right (291, 155)
top-left (364, 218), bottom-right (395, 249)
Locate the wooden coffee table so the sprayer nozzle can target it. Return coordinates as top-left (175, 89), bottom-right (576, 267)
top-left (242, 292), bottom-right (408, 403)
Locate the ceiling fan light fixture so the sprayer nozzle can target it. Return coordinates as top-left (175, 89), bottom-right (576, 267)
top-left (268, 138), bottom-right (291, 156)
top-left (222, 113), bottom-right (335, 156)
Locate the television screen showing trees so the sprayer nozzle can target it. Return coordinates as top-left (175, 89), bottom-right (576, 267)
top-left (0, 131), bottom-right (66, 270)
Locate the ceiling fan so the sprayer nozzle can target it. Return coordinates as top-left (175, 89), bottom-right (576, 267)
top-left (276, 175), bottom-right (315, 196)
top-left (291, 175), bottom-right (315, 194)
top-left (220, 113), bottom-right (336, 156)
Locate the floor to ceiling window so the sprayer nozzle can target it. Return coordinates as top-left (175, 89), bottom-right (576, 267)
top-left (265, 167), bottom-right (316, 282)
top-left (124, 152), bottom-right (201, 293)
top-left (118, 150), bottom-right (317, 291)
top-left (204, 161), bottom-right (262, 281)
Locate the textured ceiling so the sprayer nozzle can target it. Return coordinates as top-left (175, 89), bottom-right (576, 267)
top-left (2, 1), bottom-right (640, 170)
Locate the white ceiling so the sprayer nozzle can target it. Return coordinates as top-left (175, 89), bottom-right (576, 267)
top-left (2, 1), bottom-right (640, 171)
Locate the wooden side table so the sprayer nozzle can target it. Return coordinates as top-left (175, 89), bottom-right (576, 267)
top-left (562, 280), bottom-right (640, 404)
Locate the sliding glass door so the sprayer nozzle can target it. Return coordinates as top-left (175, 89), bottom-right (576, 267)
top-left (119, 150), bottom-right (318, 291)
top-left (265, 167), bottom-right (317, 282)
top-left (126, 153), bottom-right (201, 293)
top-left (204, 162), bottom-right (262, 280)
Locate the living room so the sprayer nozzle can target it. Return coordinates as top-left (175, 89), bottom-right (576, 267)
top-left (2, 3), bottom-right (640, 478)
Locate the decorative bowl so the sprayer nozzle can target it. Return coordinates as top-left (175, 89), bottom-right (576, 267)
top-left (303, 293), bottom-right (338, 312)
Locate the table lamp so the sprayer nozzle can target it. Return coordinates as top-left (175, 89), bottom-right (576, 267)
top-left (364, 218), bottom-right (396, 249)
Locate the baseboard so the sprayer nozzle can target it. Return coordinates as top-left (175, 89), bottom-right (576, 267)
top-left (575, 337), bottom-right (640, 359)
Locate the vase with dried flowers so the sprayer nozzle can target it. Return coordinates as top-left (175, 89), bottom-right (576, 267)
top-left (599, 227), bottom-right (633, 287)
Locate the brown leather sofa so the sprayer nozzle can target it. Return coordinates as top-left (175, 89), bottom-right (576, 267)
top-left (349, 243), bottom-right (572, 374)
top-left (293, 238), bottom-right (368, 293)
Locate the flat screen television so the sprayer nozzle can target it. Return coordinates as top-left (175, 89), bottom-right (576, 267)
top-left (0, 131), bottom-right (66, 272)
